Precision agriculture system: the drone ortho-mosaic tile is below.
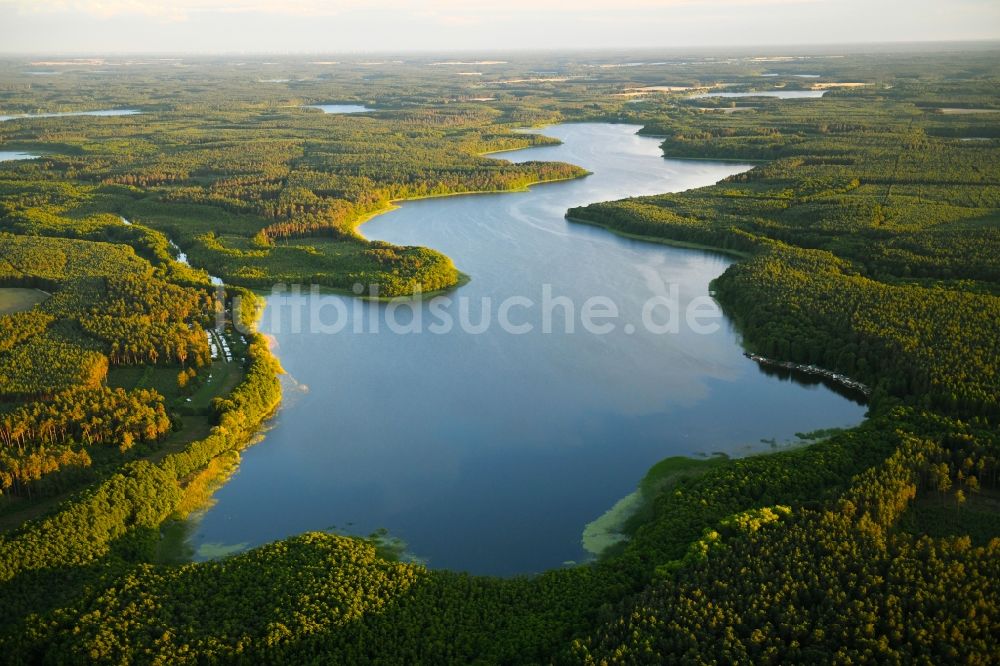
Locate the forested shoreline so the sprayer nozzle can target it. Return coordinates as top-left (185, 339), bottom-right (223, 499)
top-left (0, 50), bottom-right (997, 663)
top-left (563, 76), bottom-right (1000, 662)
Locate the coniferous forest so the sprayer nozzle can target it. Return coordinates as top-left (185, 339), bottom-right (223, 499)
top-left (0, 47), bottom-right (998, 663)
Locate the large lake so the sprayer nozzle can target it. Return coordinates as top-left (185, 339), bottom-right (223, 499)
top-left (187, 123), bottom-right (866, 575)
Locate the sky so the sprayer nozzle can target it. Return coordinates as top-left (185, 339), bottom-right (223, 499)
top-left (0, 0), bottom-right (998, 54)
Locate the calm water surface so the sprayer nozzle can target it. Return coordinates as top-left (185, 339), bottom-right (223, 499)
top-left (0, 109), bottom-right (140, 122)
top-left (0, 152), bottom-right (39, 161)
top-left (307, 104), bottom-right (371, 114)
top-left (691, 90), bottom-right (826, 99)
top-left (188, 123), bottom-right (866, 575)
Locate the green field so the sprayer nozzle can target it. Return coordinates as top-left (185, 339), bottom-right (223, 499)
top-left (107, 354), bottom-right (243, 413)
top-left (0, 287), bottom-right (48, 314)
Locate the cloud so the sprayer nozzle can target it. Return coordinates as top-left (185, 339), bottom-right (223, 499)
top-left (1, 0), bottom-right (822, 21)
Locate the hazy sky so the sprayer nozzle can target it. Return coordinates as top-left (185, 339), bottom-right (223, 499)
top-left (1, 0), bottom-right (998, 54)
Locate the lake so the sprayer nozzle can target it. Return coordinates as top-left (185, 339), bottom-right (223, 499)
top-left (306, 104), bottom-right (371, 114)
top-left (0, 151), bottom-right (39, 162)
top-left (691, 90), bottom-right (826, 99)
top-left (0, 109), bottom-right (140, 122)
top-left (186, 123), bottom-right (866, 575)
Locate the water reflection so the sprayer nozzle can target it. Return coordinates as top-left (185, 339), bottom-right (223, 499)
top-left (188, 123), bottom-right (866, 575)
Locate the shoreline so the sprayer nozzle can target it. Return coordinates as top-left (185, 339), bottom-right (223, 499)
top-left (565, 215), bottom-right (752, 259)
top-left (583, 455), bottom-right (729, 559)
top-left (631, 137), bottom-right (772, 164)
top-left (744, 351), bottom-right (872, 397)
top-left (189, 122), bottom-right (866, 575)
top-left (255, 271), bottom-right (473, 303)
top-left (347, 168), bottom-right (591, 295)
top-left (357, 172), bottom-right (592, 225)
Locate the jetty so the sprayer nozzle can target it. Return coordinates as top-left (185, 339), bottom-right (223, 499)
top-left (744, 352), bottom-right (872, 397)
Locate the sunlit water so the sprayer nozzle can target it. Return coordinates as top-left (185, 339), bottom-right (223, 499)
top-left (187, 123), bottom-right (866, 575)
top-left (306, 104), bottom-right (371, 114)
top-left (690, 90), bottom-right (826, 99)
top-left (0, 109), bottom-right (140, 122)
top-left (0, 152), bottom-right (39, 161)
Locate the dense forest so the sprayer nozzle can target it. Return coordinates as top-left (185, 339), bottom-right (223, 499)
top-left (0, 49), bottom-right (997, 663)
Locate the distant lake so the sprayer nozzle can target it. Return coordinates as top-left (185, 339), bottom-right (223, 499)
top-left (306, 104), bottom-right (371, 114)
top-left (0, 109), bottom-right (141, 122)
top-left (938, 108), bottom-right (1000, 115)
top-left (186, 123), bottom-right (866, 576)
top-left (691, 90), bottom-right (826, 99)
top-left (0, 151), bottom-right (39, 162)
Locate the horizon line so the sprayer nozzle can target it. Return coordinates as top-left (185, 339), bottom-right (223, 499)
top-left (2, 38), bottom-right (1000, 58)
